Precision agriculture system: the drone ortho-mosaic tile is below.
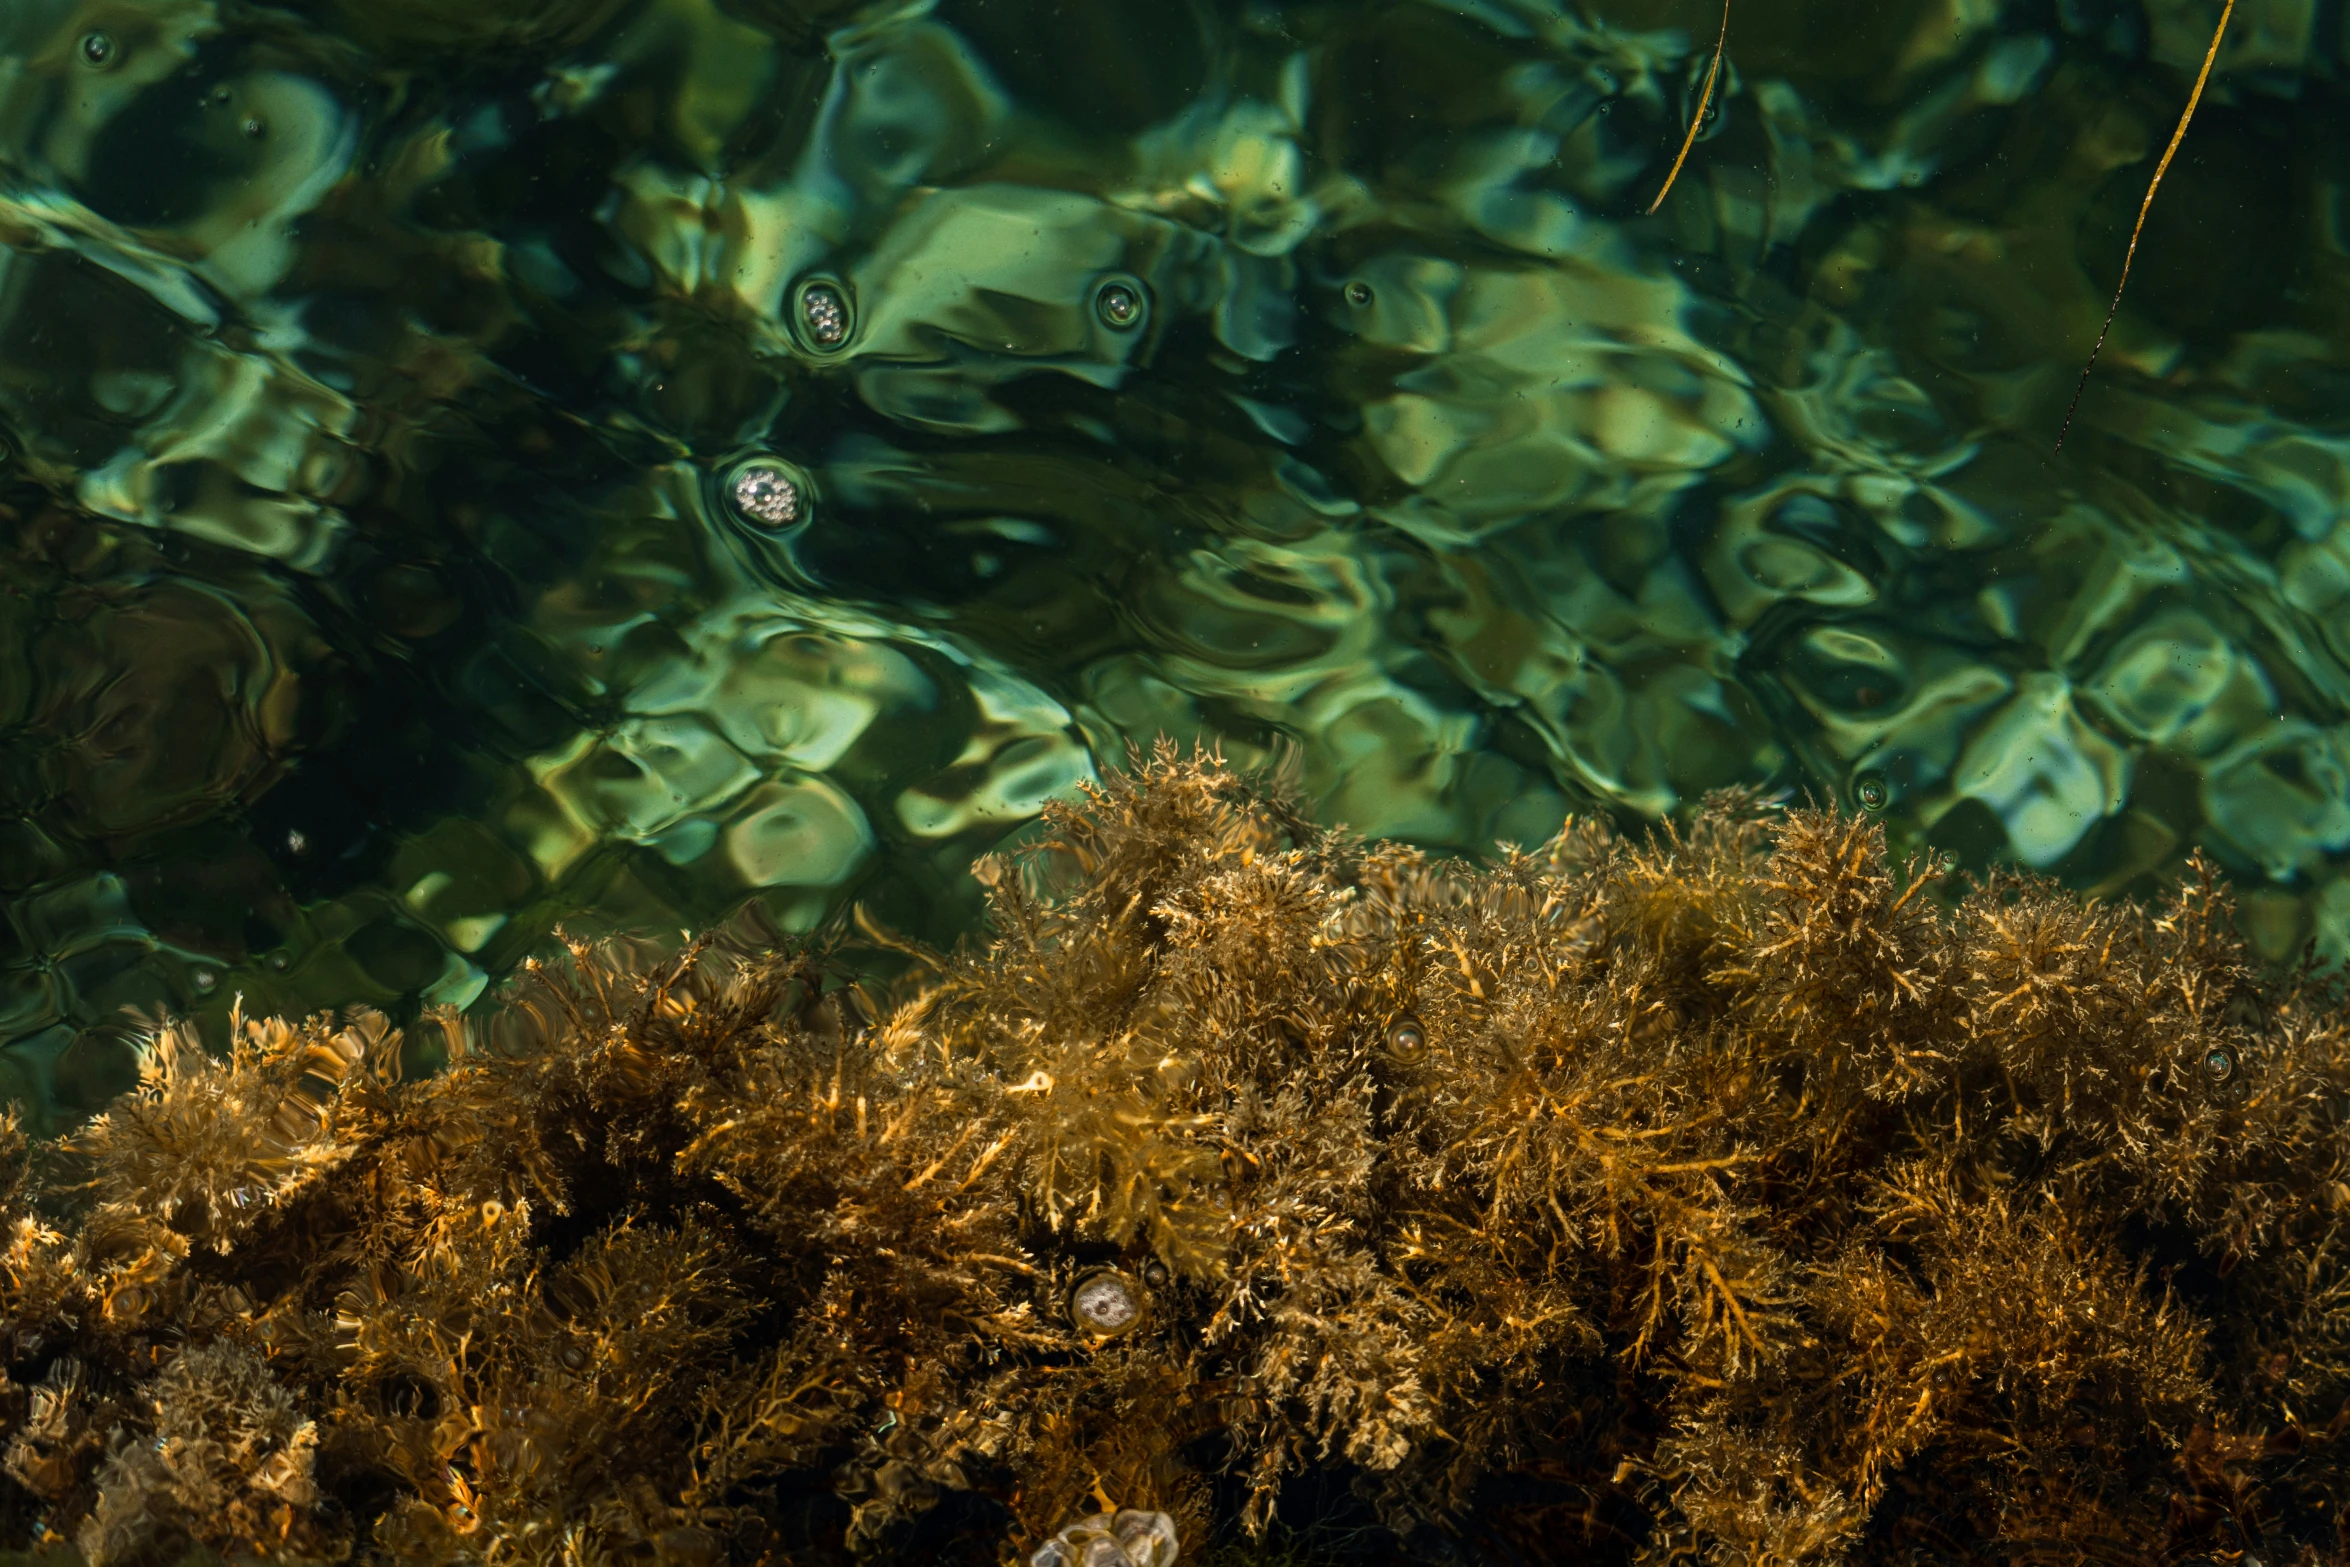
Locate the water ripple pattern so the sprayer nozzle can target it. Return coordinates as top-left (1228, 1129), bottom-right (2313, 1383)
top-left (0, 0), bottom-right (2344, 1120)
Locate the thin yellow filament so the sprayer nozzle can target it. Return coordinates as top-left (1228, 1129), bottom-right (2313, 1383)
top-left (1647, 0), bottom-right (1733, 216)
top-left (2055, 0), bottom-right (2237, 451)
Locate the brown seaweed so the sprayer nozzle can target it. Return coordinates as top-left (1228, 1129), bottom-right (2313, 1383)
top-left (3, 746), bottom-right (2349, 1565)
top-left (2054, 0), bottom-right (2238, 450)
top-left (1647, 0), bottom-right (1732, 215)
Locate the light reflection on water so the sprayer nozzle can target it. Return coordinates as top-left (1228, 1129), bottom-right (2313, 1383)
top-left (0, 0), bottom-right (2343, 1123)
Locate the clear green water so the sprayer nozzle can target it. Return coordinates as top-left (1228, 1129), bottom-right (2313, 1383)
top-left (0, 0), bottom-right (2342, 1123)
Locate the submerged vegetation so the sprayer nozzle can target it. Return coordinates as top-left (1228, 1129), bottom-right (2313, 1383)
top-left (2, 748), bottom-right (2349, 1564)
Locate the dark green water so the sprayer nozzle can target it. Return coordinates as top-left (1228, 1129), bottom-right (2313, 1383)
top-left (0, 0), bottom-right (2342, 1124)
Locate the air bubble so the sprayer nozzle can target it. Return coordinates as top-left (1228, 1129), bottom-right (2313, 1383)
top-left (243, 117), bottom-right (266, 139)
top-left (2202, 1046), bottom-right (2235, 1085)
top-left (1094, 279), bottom-right (1144, 331)
top-left (1142, 1260), bottom-right (1170, 1288)
top-left (1384, 1014), bottom-right (1428, 1064)
top-left (1069, 1270), bottom-right (1142, 1338)
top-left (79, 32), bottom-right (116, 68)
top-left (1344, 280), bottom-right (1373, 308)
top-left (796, 280), bottom-right (850, 349)
top-left (727, 458), bottom-right (805, 530)
top-left (1854, 773), bottom-right (1889, 812)
top-left (1032, 1510), bottom-right (1180, 1567)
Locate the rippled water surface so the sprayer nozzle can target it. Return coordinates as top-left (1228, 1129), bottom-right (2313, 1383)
top-left (0, 0), bottom-right (2344, 1122)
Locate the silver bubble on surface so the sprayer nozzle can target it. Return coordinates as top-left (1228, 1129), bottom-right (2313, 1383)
top-left (727, 461), bottom-right (804, 530)
top-left (800, 282), bottom-right (849, 348)
top-left (1069, 1270), bottom-right (1142, 1337)
top-left (1030, 1509), bottom-right (1179, 1567)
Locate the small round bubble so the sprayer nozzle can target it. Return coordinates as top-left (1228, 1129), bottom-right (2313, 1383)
top-left (1069, 1271), bottom-right (1141, 1337)
top-left (800, 283), bottom-right (849, 348)
top-left (2203, 1046), bottom-right (2235, 1085)
top-left (1142, 1259), bottom-right (1169, 1288)
top-left (1094, 280), bottom-right (1143, 330)
top-left (1854, 774), bottom-right (1890, 812)
top-left (1344, 280), bottom-right (1373, 308)
top-left (243, 117), bottom-right (266, 139)
top-left (79, 32), bottom-right (116, 67)
top-left (1384, 1015), bottom-right (1428, 1064)
top-left (727, 460), bottom-right (804, 530)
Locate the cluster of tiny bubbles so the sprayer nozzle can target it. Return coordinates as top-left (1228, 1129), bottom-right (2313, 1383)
top-left (2203, 1045), bottom-right (2237, 1086)
top-left (725, 457), bottom-right (806, 530)
top-left (1068, 1270), bottom-right (1143, 1338)
top-left (78, 31), bottom-right (116, 68)
top-left (794, 276), bottom-right (852, 351)
top-left (1093, 276), bottom-right (1146, 331)
top-left (191, 968), bottom-right (219, 995)
top-left (1383, 1014), bottom-right (1428, 1064)
top-left (1029, 1509), bottom-right (1180, 1567)
top-left (1343, 280), bottom-right (1374, 308)
top-left (1853, 773), bottom-right (1891, 813)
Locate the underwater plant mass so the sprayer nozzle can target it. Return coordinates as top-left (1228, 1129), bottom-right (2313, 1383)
top-left (4, 750), bottom-right (2350, 1564)
top-left (4, 0), bottom-right (2350, 1555)
top-left (0, 0), bottom-right (2348, 1118)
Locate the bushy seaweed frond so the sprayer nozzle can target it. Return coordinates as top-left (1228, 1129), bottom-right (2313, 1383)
top-left (2, 748), bottom-right (2347, 1565)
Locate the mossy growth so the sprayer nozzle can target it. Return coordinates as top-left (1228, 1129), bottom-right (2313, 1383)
top-left (3, 746), bottom-right (2349, 1565)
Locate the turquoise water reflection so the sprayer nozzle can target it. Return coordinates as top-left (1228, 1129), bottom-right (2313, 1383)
top-left (0, 0), bottom-right (2343, 1121)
